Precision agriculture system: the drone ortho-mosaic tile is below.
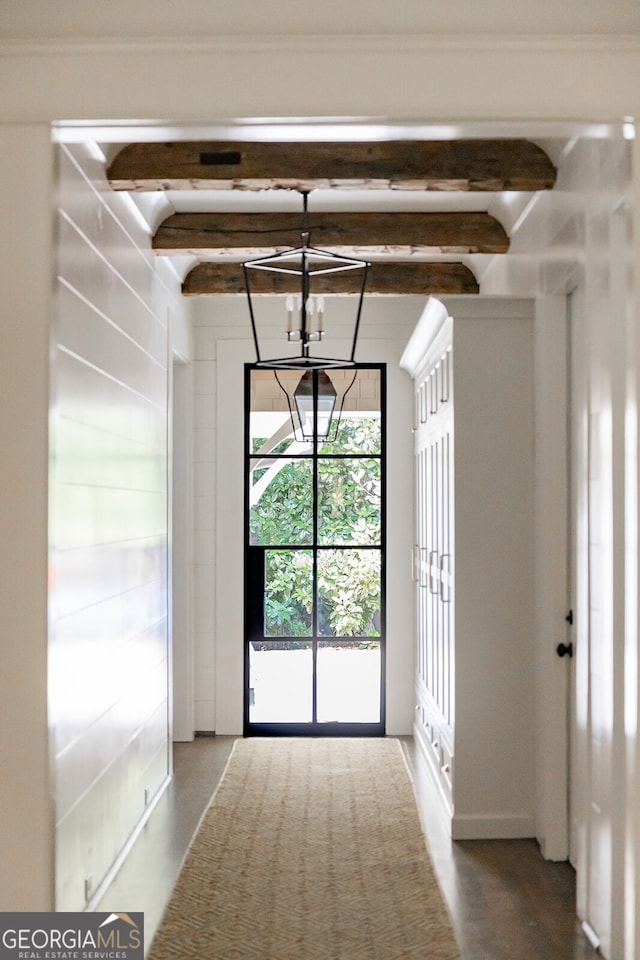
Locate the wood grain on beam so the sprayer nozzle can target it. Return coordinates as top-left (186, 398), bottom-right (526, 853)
top-left (155, 212), bottom-right (508, 256)
top-left (108, 139), bottom-right (556, 192)
top-left (182, 261), bottom-right (479, 296)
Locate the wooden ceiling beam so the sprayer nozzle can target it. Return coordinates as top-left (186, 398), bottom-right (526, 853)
top-left (154, 211), bottom-right (508, 256)
top-left (182, 261), bottom-right (479, 296)
top-left (108, 139), bottom-right (556, 192)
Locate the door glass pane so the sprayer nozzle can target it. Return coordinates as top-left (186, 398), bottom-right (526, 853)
top-left (317, 458), bottom-right (381, 545)
top-left (264, 549), bottom-right (313, 637)
top-left (317, 549), bottom-right (381, 637)
top-left (249, 369), bottom-right (298, 455)
top-left (316, 640), bottom-right (381, 722)
top-left (250, 458), bottom-right (313, 545)
top-left (319, 369), bottom-right (382, 455)
top-left (249, 641), bottom-right (313, 723)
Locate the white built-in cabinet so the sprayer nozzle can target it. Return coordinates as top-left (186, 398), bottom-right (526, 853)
top-left (401, 297), bottom-right (535, 840)
top-left (412, 317), bottom-right (455, 801)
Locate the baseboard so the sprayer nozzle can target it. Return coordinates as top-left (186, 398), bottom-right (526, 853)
top-left (412, 720), bottom-right (454, 836)
top-left (413, 721), bottom-right (536, 841)
top-left (84, 772), bottom-right (172, 912)
top-left (581, 920), bottom-right (601, 950)
top-left (452, 813), bottom-right (536, 840)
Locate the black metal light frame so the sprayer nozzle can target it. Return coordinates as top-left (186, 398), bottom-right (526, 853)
top-left (274, 367), bottom-right (358, 443)
top-left (242, 191), bottom-right (370, 372)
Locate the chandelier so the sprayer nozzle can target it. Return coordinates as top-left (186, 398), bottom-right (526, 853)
top-left (243, 190), bottom-right (369, 370)
top-left (243, 191), bottom-right (369, 439)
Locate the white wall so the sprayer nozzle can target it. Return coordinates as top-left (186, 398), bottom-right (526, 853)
top-left (532, 295), bottom-right (570, 862)
top-left (487, 133), bottom-right (634, 955)
top-left (193, 295), bottom-right (419, 735)
top-left (403, 296), bottom-right (536, 839)
top-left (172, 356), bottom-right (195, 742)
top-left (568, 139), bottom-right (633, 960)
top-left (50, 142), bottom-right (190, 910)
top-left (449, 299), bottom-right (535, 838)
top-left (626, 136), bottom-right (640, 960)
top-left (2, 18), bottom-right (640, 126)
top-left (0, 123), bottom-right (53, 911)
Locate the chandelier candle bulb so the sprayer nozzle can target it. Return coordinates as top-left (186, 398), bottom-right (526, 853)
top-left (286, 295), bottom-right (294, 332)
top-left (317, 297), bottom-right (325, 333)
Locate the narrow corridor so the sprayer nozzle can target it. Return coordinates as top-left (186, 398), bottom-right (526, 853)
top-left (97, 736), bottom-right (598, 959)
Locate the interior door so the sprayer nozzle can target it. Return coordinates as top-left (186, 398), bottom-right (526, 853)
top-left (244, 365), bottom-right (385, 736)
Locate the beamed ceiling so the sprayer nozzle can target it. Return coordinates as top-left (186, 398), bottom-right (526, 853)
top-left (107, 139), bottom-right (558, 297)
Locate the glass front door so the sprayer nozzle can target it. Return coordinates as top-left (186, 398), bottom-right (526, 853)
top-left (244, 365), bottom-right (385, 735)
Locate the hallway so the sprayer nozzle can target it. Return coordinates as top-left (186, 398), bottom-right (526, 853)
top-left (96, 736), bottom-right (598, 960)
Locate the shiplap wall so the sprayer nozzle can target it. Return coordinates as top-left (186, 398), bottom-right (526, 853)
top-left (485, 134), bottom-right (633, 956)
top-left (51, 142), bottom-right (187, 910)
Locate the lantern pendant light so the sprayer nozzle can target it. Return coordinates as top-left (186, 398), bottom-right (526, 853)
top-left (243, 190), bottom-right (368, 441)
top-left (272, 367), bottom-right (358, 444)
top-left (243, 190), bottom-right (370, 372)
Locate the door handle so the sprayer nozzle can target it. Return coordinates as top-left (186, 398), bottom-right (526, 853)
top-left (556, 642), bottom-right (574, 658)
top-left (439, 553), bottom-right (450, 603)
top-left (428, 550), bottom-right (438, 594)
top-left (418, 547), bottom-right (429, 588)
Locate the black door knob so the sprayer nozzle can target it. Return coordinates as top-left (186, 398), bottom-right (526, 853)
top-left (557, 642), bottom-right (574, 658)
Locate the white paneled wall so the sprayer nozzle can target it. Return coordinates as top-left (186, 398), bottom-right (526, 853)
top-left (403, 298), bottom-right (535, 839)
top-left (569, 138), bottom-right (632, 960)
top-left (530, 137), bottom-right (633, 960)
top-left (193, 312), bottom-right (217, 733)
top-left (50, 142), bottom-right (188, 910)
top-left (487, 134), bottom-right (633, 959)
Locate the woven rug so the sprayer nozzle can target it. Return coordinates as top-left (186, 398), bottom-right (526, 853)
top-left (147, 737), bottom-right (461, 960)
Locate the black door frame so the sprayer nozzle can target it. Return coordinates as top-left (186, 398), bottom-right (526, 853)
top-left (243, 362), bottom-right (386, 737)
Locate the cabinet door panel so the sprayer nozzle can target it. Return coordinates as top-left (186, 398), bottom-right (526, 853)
top-left (414, 357), bottom-right (454, 730)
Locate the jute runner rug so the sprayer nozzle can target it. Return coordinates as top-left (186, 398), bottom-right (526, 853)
top-left (147, 737), bottom-right (461, 960)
